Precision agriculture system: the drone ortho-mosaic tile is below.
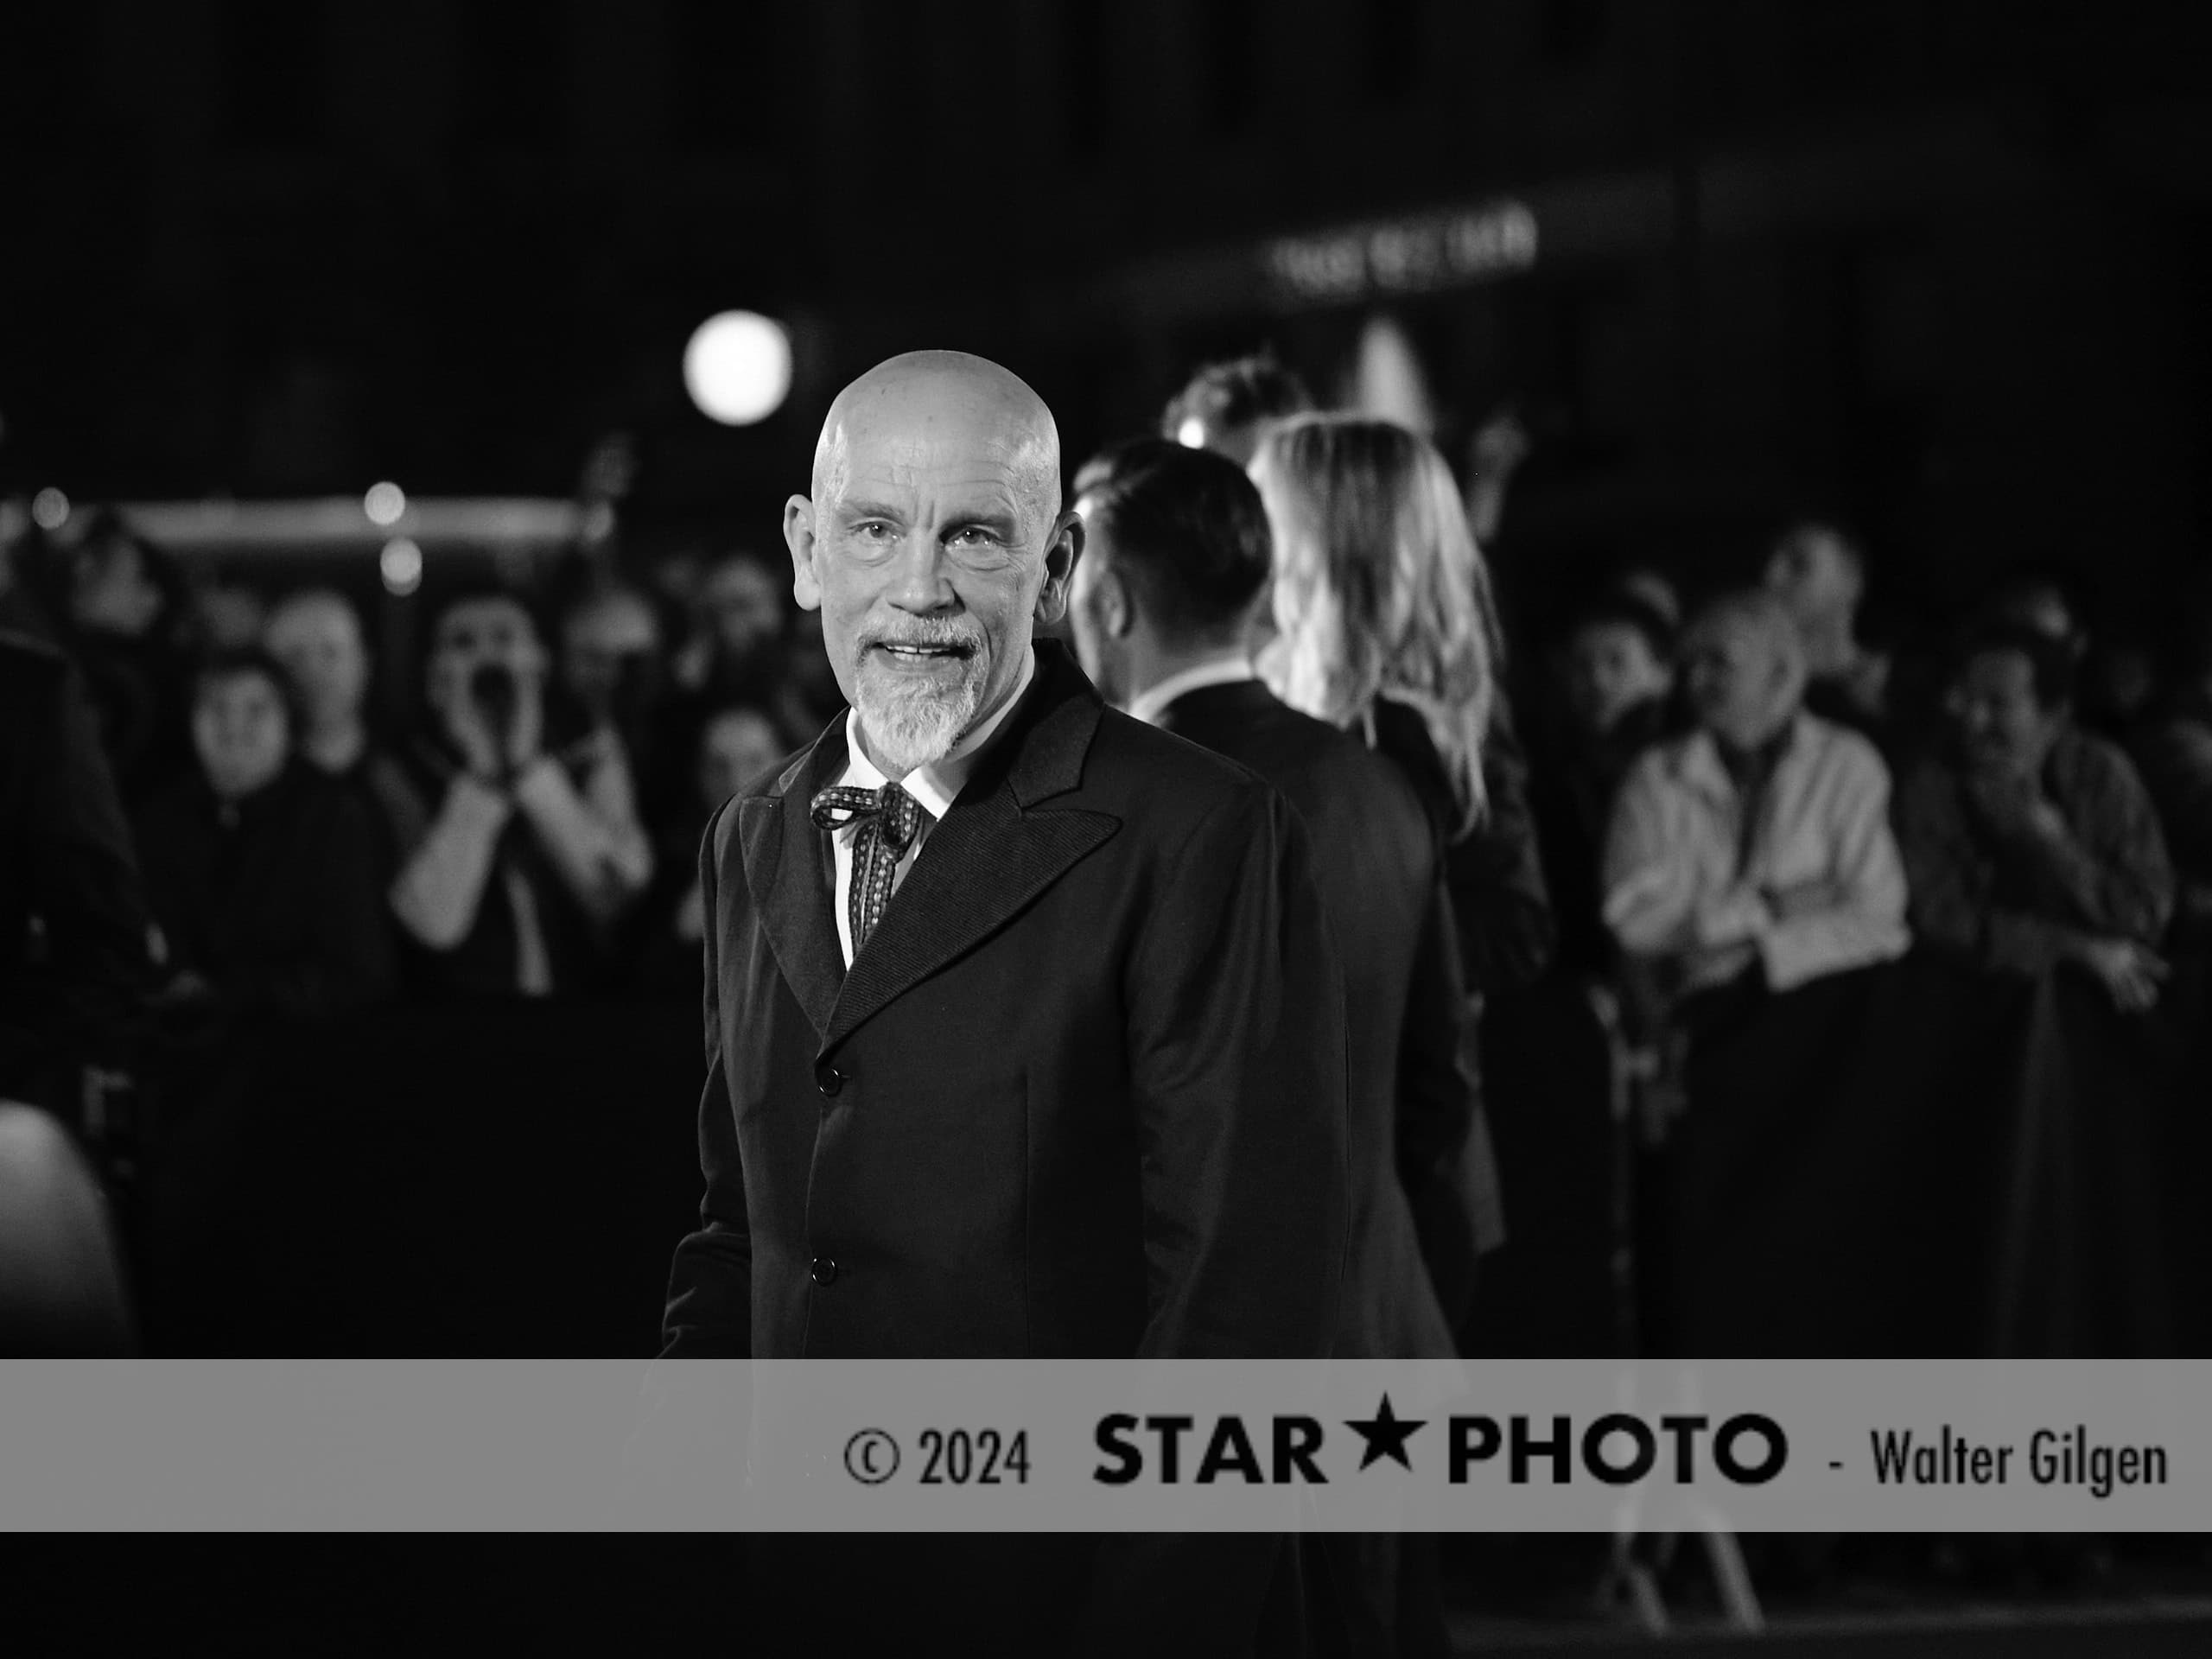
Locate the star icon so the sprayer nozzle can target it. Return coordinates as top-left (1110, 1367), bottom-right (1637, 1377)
top-left (1344, 1394), bottom-right (1426, 1471)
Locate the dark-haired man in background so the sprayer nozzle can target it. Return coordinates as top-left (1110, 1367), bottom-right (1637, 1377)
top-left (1071, 437), bottom-right (1472, 1659)
top-left (1894, 620), bottom-right (2173, 1011)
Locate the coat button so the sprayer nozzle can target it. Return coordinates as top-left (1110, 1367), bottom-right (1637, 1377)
top-left (816, 1064), bottom-right (842, 1096)
top-left (810, 1256), bottom-right (839, 1287)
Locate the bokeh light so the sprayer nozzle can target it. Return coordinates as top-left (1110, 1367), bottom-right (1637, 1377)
top-left (31, 487), bottom-right (70, 531)
top-left (365, 481), bottom-right (407, 526)
top-left (683, 311), bottom-right (793, 426)
top-left (1175, 417), bottom-right (1207, 449)
top-left (379, 536), bottom-right (423, 596)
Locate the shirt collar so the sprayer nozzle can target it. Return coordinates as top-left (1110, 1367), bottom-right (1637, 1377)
top-left (1677, 712), bottom-right (1808, 803)
top-left (1125, 652), bottom-right (1256, 728)
top-left (840, 645), bottom-right (1036, 823)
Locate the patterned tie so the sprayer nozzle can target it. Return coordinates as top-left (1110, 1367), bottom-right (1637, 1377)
top-left (810, 782), bottom-right (928, 958)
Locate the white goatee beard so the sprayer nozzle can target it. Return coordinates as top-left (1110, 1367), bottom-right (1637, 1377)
top-left (853, 664), bottom-right (987, 776)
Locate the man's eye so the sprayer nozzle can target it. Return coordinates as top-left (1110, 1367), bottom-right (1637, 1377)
top-left (950, 527), bottom-right (999, 547)
top-left (854, 521), bottom-right (891, 539)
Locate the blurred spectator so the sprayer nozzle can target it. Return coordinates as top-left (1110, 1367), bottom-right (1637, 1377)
top-left (383, 587), bottom-right (652, 998)
top-left (1986, 571), bottom-right (2087, 659)
top-left (1765, 521), bottom-right (1891, 736)
top-left (1252, 412), bottom-right (1556, 994)
top-left (55, 509), bottom-right (200, 806)
top-left (264, 589), bottom-right (375, 777)
top-left (1463, 408), bottom-right (1532, 548)
top-left (195, 585), bottom-right (268, 651)
top-left (0, 629), bottom-right (154, 1118)
top-left (1532, 588), bottom-right (1680, 975)
top-left (1603, 590), bottom-right (1910, 1003)
top-left (558, 582), bottom-right (667, 785)
top-left (637, 705), bottom-right (788, 995)
top-left (1161, 353), bottom-right (1315, 467)
top-left (1561, 589), bottom-right (1677, 758)
top-left (644, 543), bottom-right (709, 644)
top-left (134, 648), bottom-right (394, 1020)
top-left (1893, 621), bottom-right (2174, 1013)
top-left (672, 551), bottom-right (788, 703)
top-left (658, 551), bottom-right (795, 821)
top-left (2132, 606), bottom-right (2212, 944)
top-left (695, 705), bottom-right (788, 816)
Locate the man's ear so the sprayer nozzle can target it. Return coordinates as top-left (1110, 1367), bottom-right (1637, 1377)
top-left (783, 495), bottom-right (823, 612)
top-left (1034, 508), bottom-right (1084, 627)
top-left (1096, 567), bottom-right (1134, 639)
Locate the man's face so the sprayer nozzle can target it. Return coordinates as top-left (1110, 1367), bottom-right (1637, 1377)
top-left (194, 671), bottom-right (290, 801)
top-left (1065, 510), bottom-right (1128, 704)
top-left (1950, 649), bottom-right (2063, 776)
top-left (1683, 614), bottom-right (1784, 749)
top-left (702, 558), bottom-right (785, 663)
top-left (786, 405), bottom-right (1074, 775)
top-left (266, 598), bottom-right (369, 728)
top-left (1565, 620), bottom-right (1669, 737)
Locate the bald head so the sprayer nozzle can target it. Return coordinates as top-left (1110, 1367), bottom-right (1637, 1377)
top-left (812, 351), bottom-right (1062, 541)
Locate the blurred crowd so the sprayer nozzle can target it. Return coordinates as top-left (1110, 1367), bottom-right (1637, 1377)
top-left (3, 349), bottom-right (2212, 1368)
top-left (1124, 353), bottom-right (2209, 1042)
top-left (0, 508), bottom-right (850, 1033)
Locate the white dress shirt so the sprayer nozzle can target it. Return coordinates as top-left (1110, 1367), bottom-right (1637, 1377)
top-left (1601, 712), bottom-right (1910, 993)
top-left (827, 646), bottom-right (1036, 968)
top-left (1124, 654), bottom-right (1255, 728)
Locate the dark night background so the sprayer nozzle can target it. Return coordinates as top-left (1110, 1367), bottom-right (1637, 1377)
top-left (4, 0), bottom-right (2209, 622)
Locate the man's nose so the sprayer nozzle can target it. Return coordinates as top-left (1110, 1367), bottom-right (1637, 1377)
top-left (885, 533), bottom-right (958, 611)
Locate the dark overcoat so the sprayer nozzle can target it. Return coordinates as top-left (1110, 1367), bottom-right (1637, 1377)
top-left (660, 643), bottom-right (1351, 1656)
top-left (1156, 678), bottom-right (1472, 1363)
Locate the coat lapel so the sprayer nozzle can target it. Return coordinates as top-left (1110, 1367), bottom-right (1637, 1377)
top-left (739, 721), bottom-right (849, 1044)
top-left (821, 645), bottom-right (1121, 1058)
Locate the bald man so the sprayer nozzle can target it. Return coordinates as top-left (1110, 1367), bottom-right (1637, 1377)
top-left (660, 353), bottom-right (1350, 1654)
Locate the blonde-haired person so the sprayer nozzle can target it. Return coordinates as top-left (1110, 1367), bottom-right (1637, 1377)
top-left (1250, 414), bottom-right (1554, 994)
top-left (1601, 588), bottom-right (1910, 1007)
top-left (1251, 415), bottom-right (1557, 1344)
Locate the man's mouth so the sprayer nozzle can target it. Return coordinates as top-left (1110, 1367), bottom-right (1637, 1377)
top-left (870, 641), bottom-right (974, 663)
